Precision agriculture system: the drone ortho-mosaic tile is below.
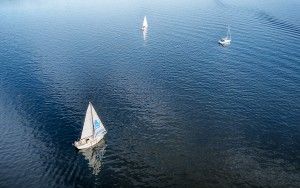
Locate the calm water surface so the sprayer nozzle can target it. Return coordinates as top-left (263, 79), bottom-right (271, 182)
top-left (0, 0), bottom-right (299, 187)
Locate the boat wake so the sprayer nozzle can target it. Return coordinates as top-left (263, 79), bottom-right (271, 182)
top-left (255, 11), bottom-right (300, 37)
top-left (215, 0), bottom-right (300, 37)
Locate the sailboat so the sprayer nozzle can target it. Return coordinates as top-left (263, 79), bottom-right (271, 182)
top-left (218, 26), bottom-right (231, 46)
top-left (74, 102), bottom-right (107, 150)
top-left (141, 16), bottom-right (148, 31)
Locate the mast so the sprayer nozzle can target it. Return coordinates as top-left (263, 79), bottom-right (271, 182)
top-left (90, 102), bottom-right (95, 137)
top-left (227, 26), bottom-right (231, 40)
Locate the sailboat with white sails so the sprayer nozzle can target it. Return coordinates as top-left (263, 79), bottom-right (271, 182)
top-left (218, 26), bottom-right (231, 46)
top-left (141, 16), bottom-right (148, 31)
top-left (74, 102), bottom-right (107, 150)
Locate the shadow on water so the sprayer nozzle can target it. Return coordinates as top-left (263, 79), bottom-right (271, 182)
top-left (79, 140), bottom-right (107, 175)
top-left (142, 29), bottom-right (148, 43)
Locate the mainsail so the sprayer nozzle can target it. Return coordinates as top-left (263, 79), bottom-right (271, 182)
top-left (143, 16), bottom-right (148, 28)
top-left (81, 103), bottom-right (94, 139)
top-left (80, 102), bottom-right (106, 139)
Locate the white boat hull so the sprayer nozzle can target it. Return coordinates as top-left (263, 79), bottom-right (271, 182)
top-left (74, 134), bottom-right (105, 150)
top-left (218, 40), bottom-right (231, 46)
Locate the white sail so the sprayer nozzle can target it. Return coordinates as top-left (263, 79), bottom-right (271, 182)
top-left (80, 103), bottom-right (94, 139)
top-left (143, 16), bottom-right (148, 28)
top-left (90, 104), bottom-right (107, 139)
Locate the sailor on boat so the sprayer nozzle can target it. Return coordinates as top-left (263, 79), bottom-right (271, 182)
top-left (74, 102), bottom-right (107, 150)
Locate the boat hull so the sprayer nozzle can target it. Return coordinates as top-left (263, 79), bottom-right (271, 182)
top-left (218, 40), bottom-right (231, 46)
top-left (74, 134), bottom-right (105, 150)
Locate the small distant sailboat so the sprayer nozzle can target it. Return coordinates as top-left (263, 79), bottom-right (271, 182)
top-left (141, 16), bottom-right (148, 31)
top-left (74, 102), bottom-right (107, 150)
top-left (218, 26), bottom-right (231, 46)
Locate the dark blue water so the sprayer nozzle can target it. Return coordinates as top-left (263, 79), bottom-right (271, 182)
top-left (0, 0), bottom-right (299, 187)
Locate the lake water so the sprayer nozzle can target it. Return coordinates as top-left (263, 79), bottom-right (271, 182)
top-left (0, 0), bottom-right (299, 187)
